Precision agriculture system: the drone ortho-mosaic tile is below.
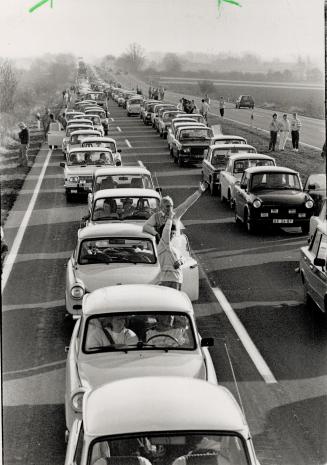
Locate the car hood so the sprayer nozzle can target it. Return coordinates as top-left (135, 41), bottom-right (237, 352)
top-left (65, 166), bottom-right (98, 176)
top-left (79, 352), bottom-right (206, 388)
top-left (76, 263), bottom-right (160, 291)
top-left (180, 140), bottom-right (211, 146)
top-left (253, 190), bottom-right (308, 205)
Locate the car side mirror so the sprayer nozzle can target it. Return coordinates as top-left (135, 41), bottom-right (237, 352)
top-left (235, 180), bottom-right (240, 186)
top-left (201, 337), bottom-right (214, 347)
top-left (60, 162), bottom-right (65, 168)
top-left (240, 182), bottom-right (247, 190)
top-left (116, 160), bottom-right (122, 166)
top-left (308, 184), bottom-right (316, 190)
top-left (314, 257), bottom-right (326, 268)
top-left (117, 149), bottom-right (122, 153)
top-left (156, 187), bottom-right (162, 194)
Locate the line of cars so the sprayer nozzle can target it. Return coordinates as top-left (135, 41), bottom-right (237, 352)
top-left (62, 71), bottom-right (262, 465)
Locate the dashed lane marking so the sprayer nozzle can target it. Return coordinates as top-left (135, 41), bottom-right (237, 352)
top-left (2, 299), bottom-right (65, 312)
top-left (125, 139), bottom-right (132, 148)
top-left (2, 148), bottom-right (53, 292)
top-left (212, 287), bottom-right (277, 384)
top-left (116, 126), bottom-right (122, 132)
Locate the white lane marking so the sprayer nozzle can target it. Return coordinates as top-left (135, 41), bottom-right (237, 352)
top-left (110, 117), bottom-right (114, 122)
top-left (208, 112), bottom-right (321, 150)
top-left (2, 299), bottom-right (65, 312)
top-left (212, 287), bottom-right (277, 384)
top-left (2, 148), bottom-right (53, 292)
top-left (125, 139), bottom-right (132, 148)
top-left (231, 300), bottom-right (302, 309)
top-left (3, 359), bottom-right (66, 376)
top-left (12, 251), bottom-right (71, 263)
top-left (116, 126), bottom-right (122, 132)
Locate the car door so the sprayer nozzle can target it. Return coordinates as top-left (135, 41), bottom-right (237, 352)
top-left (176, 234), bottom-right (199, 301)
top-left (201, 148), bottom-right (212, 183)
top-left (235, 172), bottom-right (248, 219)
top-left (220, 159), bottom-right (233, 200)
top-left (302, 231), bottom-right (327, 311)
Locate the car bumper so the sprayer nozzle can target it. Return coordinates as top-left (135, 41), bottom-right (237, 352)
top-left (250, 217), bottom-right (310, 227)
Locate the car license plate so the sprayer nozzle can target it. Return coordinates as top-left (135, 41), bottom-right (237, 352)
top-left (273, 219), bottom-right (294, 224)
top-left (84, 184), bottom-right (91, 190)
top-left (71, 189), bottom-right (77, 193)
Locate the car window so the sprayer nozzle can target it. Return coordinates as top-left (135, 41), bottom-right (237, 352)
top-left (251, 172), bottom-right (301, 190)
top-left (92, 196), bottom-right (159, 221)
top-left (95, 174), bottom-right (153, 191)
top-left (82, 141), bottom-right (116, 152)
top-left (83, 311), bottom-right (195, 353)
top-left (317, 234), bottom-right (327, 261)
top-left (233, 159), bottom-right (274, 174)
top-left (68, 151), bottom-right (113, 166)
top-left (179, 128), bottom-right (210, 140)
top-left (309, 231), bottom-right (322, 255)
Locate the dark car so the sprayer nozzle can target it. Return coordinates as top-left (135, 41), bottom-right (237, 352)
top-left (304, 173), bottom-right (326, 215)
top-left (234, 166), bottom-right (314, 234)
top-left (171, 126), bottom-right (213, 167)
top-left (235, 95), bottom-right (255, 109)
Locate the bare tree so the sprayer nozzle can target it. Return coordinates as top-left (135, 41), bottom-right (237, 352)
top-left (121, 43), bottom-right (145, 72)
top-left (0, 59), bottom-right (17, 112)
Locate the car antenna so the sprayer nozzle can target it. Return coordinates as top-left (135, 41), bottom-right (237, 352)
top-left (224, 342), bottom-right (246, 419)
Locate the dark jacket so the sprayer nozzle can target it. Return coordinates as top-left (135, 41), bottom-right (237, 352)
top-left (19, 127), bottom-right (29, 144)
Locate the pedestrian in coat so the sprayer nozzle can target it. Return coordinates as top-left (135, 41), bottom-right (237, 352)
top-left (35, 112), bottom-right (41, 130)
top-left (219, 97), bottom-right (225, 117)
top-left (200, 99), bottom-right (209, 122)
top-left (290, 112), bottom-right (302, 152)
top-left (278, 114), bottom-right (290, 151)
top-left (268, 113), bottom-right (279, 152)
top-left (204, 94), bottom-right (211, 104)
top-left (18, 122), bottom-right (29, 167)
top-left (42, 109), bottom-right (51, 136)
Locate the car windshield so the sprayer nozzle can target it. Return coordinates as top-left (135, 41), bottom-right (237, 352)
top-left (78, 238), bottom-right (156, 266)
top-left (83, 311), bottom-right (195, 352)
top-left (163, 112), bottom-right (180, 121)
top-left (66, 126), bottom-right (92, 136)
top-left (95, 174), bottom-right (153, 191)
top-left (129, 99), bottom-right (142, 105)
top-left (82, 141), bottom-right (116, 152)
top-left (305, 174), bottom-right (326, 189)
top-left (251, 172), bottom-right (302, 190)
top-left (233, 159), bottom-right (274, 174)
top-left (86, 115), bottom-right (101, 125)
top-left (86, 93), bottom-right (105, 101)
top-left (70, 134), bottom-right (98, 144)
top-left (67, 151), bottom-right (113, 166)
top-left (213, 138), bottom-right (246, 145)
top-left (88, 433), bottom-right (249, 465)
top-left (180, 129), bottom-right (210, 140)
top-left (92, 196), bottom-right (159, 221)
top-left (188, 115), bottom-right (205, 123)
top-left (210, 149), bottom-right (232, 166)
top-left (86, 110), bottom-right (106, 118)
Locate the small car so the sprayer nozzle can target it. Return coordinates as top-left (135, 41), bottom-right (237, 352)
top-left (126, 96), bottom-right (144, 116)
top-left (65, 130), bottom-right (102, 156)
top-left (158, 110), bottom-right (185, 138)
top-left (171, 126), bottom-right (212, 166)
top-left (140, 99), bottom-right (158, 121)
top-left (299, 221), bottom-right (326, 313)
top-left (210, 135), bottom-right (247, 145)
top-left (60, 148), bottom-right (120, 201)
top-left (167, 120), bottom-right (206, 152)
top-left (220, 153), bottom-right (276, 207)
top-left (81, 137), bottom-right (122, 165)
top-left (309, 198), bottom-right (326, 241)
top-left (64, 377), bottom-right (260, 465)
top-left (65, 223), bottom-right (199, 315)
top-left (84, 91), bottom-right (108, 110)
top-left (62, 124), bottom-right (94, 155)
top-left (234, 166), bottom-right (314, 233)
top-left (64, 284), bottom-right (217, 430)
top-left (202, 144), bottom-right (257, 195)
top-left (304, 173), bottom-right (326, 216)
top-left (47, 121), bottom-right (65, 148)
top-left (235, 95), bottom-right (255, 109)
top-left (152, 104), bottom-right (177, 129)
top-left (73, 114), bottom-right (104, 136)
top-left (84, 188), bottom-right (161, 226)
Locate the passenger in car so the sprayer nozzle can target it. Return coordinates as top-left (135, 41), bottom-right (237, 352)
top-left (86, 316), bottom-right (138, 350)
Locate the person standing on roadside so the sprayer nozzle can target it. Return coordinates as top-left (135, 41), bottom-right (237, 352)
top-left (278, 114), bottom-right (290, 151)
top-left (177, 99), bottom-right (184, 111)
top-left (18, 122), bottom-right (29, 167)
top-left (204, 93), bottom-right (211, 104)
top-left (200, 99), bottom-right (209, 122)
top-left (268, 113), bottom-right (279, 152)
top-left (219, 96), bottom-right (225, 117)
top-left (42, 108), bottom-right (51, 137)
top-left (35, 112), bottom-right (41, 130)
top-left (148, 86), bottom-right (152, 99)
top-left (159, 87), bottom-right (165, 100)
top-left (189, 100), bottom-right (198, 114)
top-left (290, 112), bottom-right (302, 152)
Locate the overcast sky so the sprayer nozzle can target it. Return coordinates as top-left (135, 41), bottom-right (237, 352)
top-left (0, 0), bottom-right (325, 64)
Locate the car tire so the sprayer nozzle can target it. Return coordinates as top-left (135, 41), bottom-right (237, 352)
top-left (159, 131), bottom-right (163, 138)
top-left (170, 147), bottom-right (174, 158)
top-left (244, 210), bottom-right (256, 233)
top-left (234, 209), bottom-right (241, 224)
top-left (177, 153), bottom-right (184, 167)
top-left (301, 223), bottom-right (309, 235)
top-left (65, 189), bottom-right (72, 202)
top-left (220, 187), bottom-right (225, 201)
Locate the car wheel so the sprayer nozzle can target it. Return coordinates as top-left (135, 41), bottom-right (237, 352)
top-left (220, 186), bottom-right (225, 201)
top-left (159, 130), bottom-right (163, 138)
top-left (170, 147), bottom-right (174, 158)
top-left (65, 189), bottom-right (72, 202)
top-left (177, 153), bottom-right (184, 167)
top-left (234, 209), bottom-right (241, 224)
top-left (244, 210), bottom-right (256, 233)
top-left (301, 223), bottom-right (309, 235)
top-left (210, 179), bottom-right (217, 196)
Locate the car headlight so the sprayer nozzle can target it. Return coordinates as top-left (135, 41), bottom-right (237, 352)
top-left (71, 285), bottom-right (85, 299)
top-left (183, 148), bottom-right (191, 153)
top-left (71, 388), bottom-right (86, 413)
top-left (69, 176), bottom-right (79, 183)
top-left (305, 200), bottom-right (314, 209)
top-left (253, 199), bottom-right (262, 208)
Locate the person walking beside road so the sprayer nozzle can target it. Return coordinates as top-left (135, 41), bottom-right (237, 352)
top-left (189, 100), bottom-right (198, 114)
top-left (204, 94), bottom-right (211, 104)
top-left (290, 112), bottom-right (302, 152)
top-left (42, 108), bottom-right (51, 137)
top-left (35, 112), bottom-right (41, 130)
top-left (278, 114), bottom-right (290, 151)
top-left (219, 96), bottom-right (225, 117)
top-left (177, 99), bottom-right (184, 111)
top-left (200, 99), bottom-right (209, 122)
top-left (157, 210), bottom-right (184, 290)
top-left (159, 87), bottom-right (165, 100)
top-left (17, 122), bottom-right (29, 167)
top-left (143, 181), bottom-right (208, 240)
top-left (268, 113), bottom-right (279, 152)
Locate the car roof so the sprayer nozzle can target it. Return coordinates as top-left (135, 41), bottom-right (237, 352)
top-left (178, 125), bottom-right (210, 131)
top-left (83, 284), bottom-right (193, 316)
top-left (69, 147), bottom-right (113, 154)
top-left (93, 188), bottom-right (160, 201)
top-left (83, 377), bottom-right (248, 437)
top-left (93, 166), bottom-right (150, 177)
top-left (70, 130), bottom-right (101, 136)
top-left (81, 137), bottom-right (116, 143)
top-left (228, 153), bottom-right (275, 161)
top-left (210, 143), bottom-right (255, 150)
top-left (212, 135), bottom-right (246, 141)
top-left (68, 119), bottom-right (92, 124)
top-left (245, 166), bottom-right (298, 174)
top-left (78, 222), bottom-right (152, 241)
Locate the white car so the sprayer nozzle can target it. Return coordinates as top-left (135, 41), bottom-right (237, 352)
top-left (220, 153), bottom-right (275, 208)
top-left (158, 110), bottom-right (185, 138)
top-left (62, 124), bottom-right (94, 154)
top-left (126, 96), bottom-right (144, 116)
top-left (210, 135), bottom-right (247, 145)
top-left (309, 198), bottom-right (326, 241)
top-left (81, 137), bottom-right (122, 165)
top-left (65, 130), bottom-right (102, 156)
top-left (65, 223), bottom-right (199, 315)
top-left (60, 148), bottom-right (120, 201)
top-left (167, 121), bottom-right (206, 152)
top-left (64, 377), bottom-right (260, 465)
top-left (65, 284), bottom-right (217, 430)
top-left (84, 188), bottom-right (161, 226)
top-left (73, 114), bottom-right (104, 136)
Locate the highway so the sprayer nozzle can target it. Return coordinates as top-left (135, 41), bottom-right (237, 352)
top-left (2, 99), bottom-right (327, 465)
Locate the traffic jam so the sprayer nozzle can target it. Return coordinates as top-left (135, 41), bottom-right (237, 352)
top-left (2, 62), bottom-right (326, 465)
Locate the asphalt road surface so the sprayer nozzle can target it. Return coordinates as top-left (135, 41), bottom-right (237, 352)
top-left (2, 100), bottom-right (327, 465)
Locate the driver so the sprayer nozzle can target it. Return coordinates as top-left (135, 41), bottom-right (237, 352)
top-left (120, 197), bottom-right (135, 219)
top-left (86, 315), bottom-right (138, 349)
top-left (146, 314), bottom-right (189, 347)
top-left (172, 437), bottom-right (231, 465)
